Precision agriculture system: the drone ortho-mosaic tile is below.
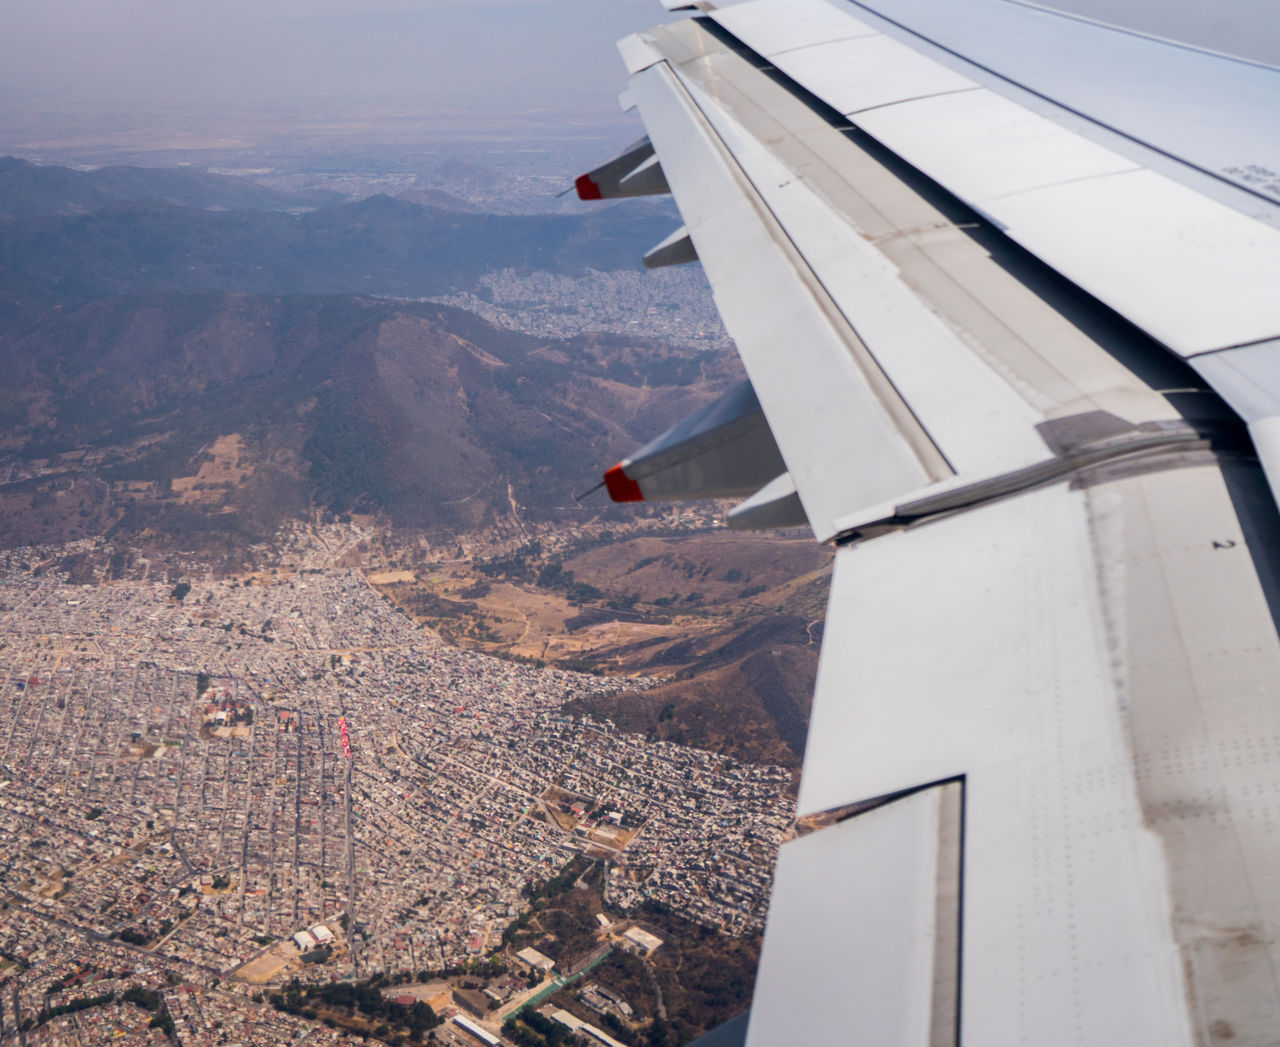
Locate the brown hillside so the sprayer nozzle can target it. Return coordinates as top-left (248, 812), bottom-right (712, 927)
top-left (0, 292), bottom-right (742, 549)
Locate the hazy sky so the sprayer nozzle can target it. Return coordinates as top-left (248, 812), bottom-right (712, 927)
top-left (1, 0), bottom-right (670, 148)
top-left (2, 0), bottom-right (1276, 155)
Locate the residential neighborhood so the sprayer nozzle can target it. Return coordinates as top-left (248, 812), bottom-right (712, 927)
top-left (0, 527), bottom-right (792, 1043)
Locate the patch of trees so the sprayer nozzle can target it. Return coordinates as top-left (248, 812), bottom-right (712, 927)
top-left (303, 391), bottom-right (391, 514)
top-left (508, 1007), bottom-right (573, 1047)
top-left (394, 590), bottom-right (478, 619)
top-left (407, 958), bottom-right (502, 982)
top-left (271, 977), bottom-right (440, 1040)
top-left (625, 899), bottom-right (760, 1038)
top-left (600, 1011), bottom-right (637, 1044)
top-left (538, 908), bottom-right (600, 966)
top-left (522, 856), bottom-right (593, 906)
top-left (32, 991), bottom-right (116, 1028)
top-left (535, 561), bottom-right (602, 605)
top-left (122, 985), bottom-right (163, 1011)
top-left (122, 986), bottom-right (177, 1038)
top-left (475, 539), bottom-right (542, 583)
top-left (599, 350), bottom-right (715, 389)
top-left (551, 658), bottom-right (605, 676)
top-left (0, 949), bottom-right (29, 971)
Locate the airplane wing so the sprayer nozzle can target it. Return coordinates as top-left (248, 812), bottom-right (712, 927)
top-left (576, 1), bottom-right (1280, 1043)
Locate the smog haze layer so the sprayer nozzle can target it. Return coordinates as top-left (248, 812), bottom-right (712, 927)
top-left (6, 0), bottom-right (1277, 169)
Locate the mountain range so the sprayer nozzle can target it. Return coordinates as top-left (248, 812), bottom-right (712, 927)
top-left (0, 166), bottom-right (677, 324)
top-left (0, 156), bottom-right (344, 220)
top-left (0, 158), bottom-right (727, 548)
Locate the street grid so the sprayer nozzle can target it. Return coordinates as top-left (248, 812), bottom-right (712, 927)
top-left (0, 526), bottom-right (793, 1044)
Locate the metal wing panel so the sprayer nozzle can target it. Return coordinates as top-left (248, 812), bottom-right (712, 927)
top-left (980, 169), bottom-right (1280, 355)
top-left (711, 0), bottom-right (876, 54)
top-left (716, 0), bottom-right (1280, 212)
top-left (672, 72), bottom-right (1052, 479)
top-left (617, 14), bottom-right (1245, 530)
top-left (708, 0), bottom-right (1280, 359)
top-left (797, 483), bottom-right (1111, 818)
top-left (801, 480), bottom-right (1194, 1044)
top-left (792, 456), bottom-right (1280, 1043)
top-left (620, 17), bottom-right (1130, 539)
top-left (851, 89), bottom-right (1140, 205)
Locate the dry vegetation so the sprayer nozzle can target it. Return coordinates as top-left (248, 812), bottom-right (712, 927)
top-left (369, 523), bottom-right (833, 767)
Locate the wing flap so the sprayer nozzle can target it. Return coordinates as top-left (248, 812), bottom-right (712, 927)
top-left (746, 785), bottom-right (960, 1047)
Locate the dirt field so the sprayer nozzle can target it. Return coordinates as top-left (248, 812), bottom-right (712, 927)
top-left (171, 434), bottom-right (254, 504)
top-left (234, 939), bottom-right (300, 984)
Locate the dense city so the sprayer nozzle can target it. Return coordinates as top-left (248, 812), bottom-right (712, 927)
top-left (0, 527), bottom-right (793, 1045)
top-left (429, 268), bottom-right (731, 353)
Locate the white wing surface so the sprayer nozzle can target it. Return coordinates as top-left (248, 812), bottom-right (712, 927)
top-left (577, 1), bottom-right (1280, 1043)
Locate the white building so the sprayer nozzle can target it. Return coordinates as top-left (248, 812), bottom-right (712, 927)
top-left (515, 946), bottom-right (556, 972)
top-left (622, 926), bottom-right (663, 955)
top-left (452, 1014), bottom-right (499, 1046)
